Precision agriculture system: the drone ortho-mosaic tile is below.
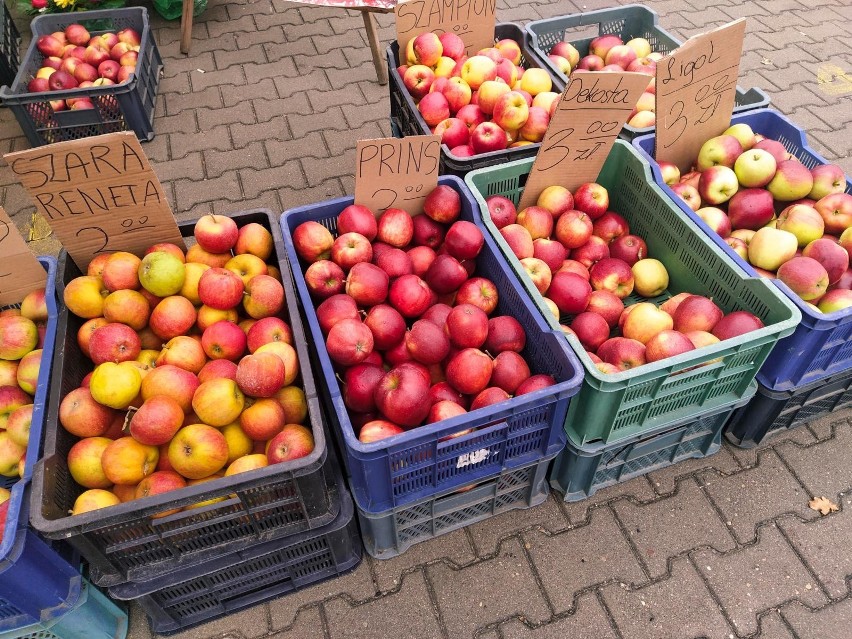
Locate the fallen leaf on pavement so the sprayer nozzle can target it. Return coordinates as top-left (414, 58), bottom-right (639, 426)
top-left (808, 496), bottom-right (839, 516)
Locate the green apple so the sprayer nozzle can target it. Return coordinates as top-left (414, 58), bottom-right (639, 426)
top-left (138, 252), bottom-right (186, 297)
top-left (747, 227), bottom-right (798, 271)
top-left (90, 361), bottom-right (142, 409)
top-left (733, 148), bottom-right (777, 188)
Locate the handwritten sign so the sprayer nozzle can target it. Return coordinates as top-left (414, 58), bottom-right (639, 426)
top-left (519, 72), bottom-right (648, 210)
top-left (354, 135), bottom-right (441, 215)
top-left (0, 207), bottom-right (47, 307)
top-left (4, 132), bottom-right (185, 271)
top-left (655, 19), bottom-right (746, 172)
top-left (395, 0), bottom-right (496, 57)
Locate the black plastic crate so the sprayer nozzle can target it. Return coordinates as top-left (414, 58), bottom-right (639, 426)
top-left (726, 370), bottom-right (852, 449)
top-left (550, 385), bottom-right (756, 502)
top-left (0, 8), bottom-right (161, 146)
top-left (0, 2), bottom-right (20, 90)
top-left (356, 452), bottom-right (555, 559)
top-left (388, 23), bottom-right (553, 177)
top-left (30, 209), bottom-right (336, 588)
top-left (107, 466), bottom-right (360, 636)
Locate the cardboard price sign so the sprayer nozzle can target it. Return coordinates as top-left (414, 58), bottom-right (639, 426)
top-left (519, 72), bottom-right (649, 210)
top-left (4, 132), bottom-right (185, 271)
top-left (0, 207), bottom-right (46, 307)
top-left (655, 19), bottom-right (746, 172)
top-left (354, 135), bottom-right (441, 216)
top-left (395, 0), bottom-right (496, 57)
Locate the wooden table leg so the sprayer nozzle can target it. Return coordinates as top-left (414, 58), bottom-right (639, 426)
top-left (180, 0), bottom-right (194, 54)
top-left (362, 11), bottom-right (387, 85)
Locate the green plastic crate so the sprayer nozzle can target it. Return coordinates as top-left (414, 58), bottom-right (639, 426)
top-left (465, 140), bottom-right (800, 445)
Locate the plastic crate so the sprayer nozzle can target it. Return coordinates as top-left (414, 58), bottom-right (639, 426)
top-left (465, 140), bottom-right (800, 446)
top-left (0, 256), bottom-right (80, 628)
top-left (550, 384), bottom-right (755, 501)
top-left (0, 8), bottom-right (161, 146)
top-left (30, 209), bottom-right (337, 588)
top-left (107, 467), bottom-right (360, 635)
top-left (388, 23), bottom-right (554, 177)
top-left (726, 369), bottom-right (852, 449)
top-left (524, 5), bottom-right (770, 140)
top-left (634, 108), bottom-right (852, 390)
top-left (0, 3), bottom-right (21, 90)
top-left (281, 175), bottom-right (583, 514)
top-left (358, 451), bottom-right (554, 559)
top-left (1, 580), bottom-right (127, 639)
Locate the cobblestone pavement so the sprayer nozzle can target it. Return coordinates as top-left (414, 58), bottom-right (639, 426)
top-left (0, 0), bottom-right (850, 636)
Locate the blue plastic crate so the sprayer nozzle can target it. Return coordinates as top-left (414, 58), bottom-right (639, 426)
top-left (1, 580), bottom-right (127, 639)
top-left (551, 384), bottom-right (756, 501)
top-left (357, 451), bottom-right (555, 559)
top-left (281, 175), bottom-right (583, 513)
top-left (634, 109), bottom-right (852, 391)
top-left (0, 256), bottom-right (82, 628)
top-left (726, 368), bottom-right (852, 449)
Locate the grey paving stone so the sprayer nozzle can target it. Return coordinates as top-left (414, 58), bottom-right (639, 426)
top-left (754, 610), bottom-right (797, 639)
top-left (779, 495), bottom-right (852, 598)
top-left (601, 557), bottom-right (733, 639)
top-left (525, 506), bottom-right (647, 614)
top-left (647, 444), bottom-right (740, 495)
top-left (324, 570), bottom-right (442, 639)
top-left (428, 537), bottom-right (551, 638)
top-left (613, 477), bottom-right (737, 578)
top-left (783, 598), bottom-right (852, 639)
top-left (777, 420), bottom-right (852, 499)
top-left (371, 527), bottom-right (476, 592)
top-left (694, 525), bottom-right (828, 636)
top-left (267, 605), bottom-right (325, 639)
top-left (269, 557), bottom-right (377, 630)
top-left (700, 449), bottom-right (817, 543)
top-left (499, 592), bottom-right (618, 639)
top-left (467, 493), bottom-right (569, 557)
top-left (561, 475), bottom-right (658, 526)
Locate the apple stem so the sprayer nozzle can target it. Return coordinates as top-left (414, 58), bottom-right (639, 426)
top-left (122, 406), bottom-right (138, 434)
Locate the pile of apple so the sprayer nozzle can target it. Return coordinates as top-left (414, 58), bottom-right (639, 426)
top-left (661, 122), bottom-right (852, 314)
top-left (397, 31), bottom-right (557, 156)
top-left (546, 34), bottom-right (660, 128)
top-left (486, 182), bottom-right (765, 373)
top-left (291, 186), bottom-right (557, 443)
top-left (59, 216), bottom-right (315, 518)
top-left (27, 24), bottom-right (142, 112)
top-left (0, 288), bottom-right (50, 484)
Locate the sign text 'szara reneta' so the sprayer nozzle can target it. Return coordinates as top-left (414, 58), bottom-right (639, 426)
top-left (354, 135), bottom-right (441, 216)
top-left (519, 71), bottom-right (648, 209)
top-left (4, 132), bottom-right (184, 270)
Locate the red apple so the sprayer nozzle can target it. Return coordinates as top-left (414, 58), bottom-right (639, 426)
top-left (500, 224), bottom-right (534, 260)
top-left (712, 311), bottom-right (765, 340)
top-left (547, 272), bottom-right (592, 314)
top-left (589, 258), bottom-right (635, 298)
top-left (586, 290), bottom-right (624, 328)
top-left (293, 220), bottom-right (334, 262)
top-left (377, 208), bottom-right (414, 248)
top-left (470, 121), bottom-right (508, 154)
top-left (326, 318), bottom-right (374, 366)
top-left (444, 221), bottom-right (484, 260)
top-left (338, 204), bottom-right (377, 240)
top-left (672, 295), bottom-right (724, 333)
top-left (316, 294), bottom-right (359, 335)
top-left (374, 365), bottom-right (431, 427)
top-left (645, 330), bottom-right (695, 363)
top-left (424, 185), bottom-right (461, 224)
top-left (608, 235), bottom-right (647, 266)
top-left (88, 323), bottom-right (141, 364)
top-left (201, 320), bottom-right (247, 361)
top-left (343, 363), bottom-right (385, 413)
top-left (364, 304), bottom-right (407, 350)
top-left (455, 277), bottom-right (498, 315)
top-left (592, 212), bottom-right (629, 244)
top-left (445, 303), bottom-right (489, 349)
top-left (198, 359), bottom-right (238, 383)
top-left (304, 260), bottom-right (345, 299)
top-left (358, 420), bottom-right (404, 443)
top-left (411, 214), bottom-right (445, 249)
top-left (598, 337), bottom-right (646, 371)
top-left (198, 268), bottom-right (244, 310)
top-left (571, 236), bottom-right (610, 269)
top-left (408, 246), bottom-right (437, 276)
top-left (515, 374), bottom-right (556, 395)
top-left (569, 312), bottom-right (610, 351)
top-left (406, 319), bottom-right (450, 365)
top-left (346, 262), bottom-right (389, 307)
top-left (573, 183), bottom-right (609, 219)
top-left (486, 195), bottom-right (517, 228)
top-left (485, 316), bottom-right (526, 353)
top-left (445, 348), bottom-right (492, 396)
top-left (555, 210), bottom-right (593, 249)
top-left (389, 274), bottom-right (433, 318)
